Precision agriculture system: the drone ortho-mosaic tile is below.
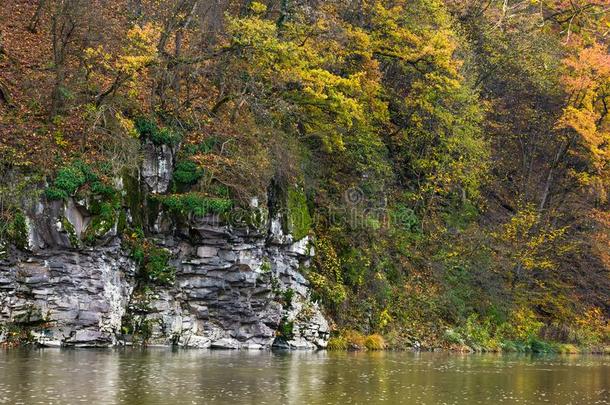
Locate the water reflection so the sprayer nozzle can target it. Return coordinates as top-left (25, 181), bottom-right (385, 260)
top-left (0, 349), bottom-right (608, 404)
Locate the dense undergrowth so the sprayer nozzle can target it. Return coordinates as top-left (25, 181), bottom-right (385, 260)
top-left (0, 0), bottom-right (609, 351)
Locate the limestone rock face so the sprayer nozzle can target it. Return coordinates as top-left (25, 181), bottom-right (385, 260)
top-left (0, 204), bottom-right (329, 349)
top-left (0, 245), bottom-right (134, 347)
top-left (141, 141), bottom-right (174, 194)
top-left (0, 138), bottom-right (328, 349)
top-left (0, 203), bottom-right (329, 349)
top-left (138, 223), bottom-right (329, 349)
top-left (0, 201), bottom-right (328, 350)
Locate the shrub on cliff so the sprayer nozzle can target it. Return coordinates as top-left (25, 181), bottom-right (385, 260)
top-left (155, 193), bottom-right (232, 217)
top-left (123, 229), bottom-right (175, 286)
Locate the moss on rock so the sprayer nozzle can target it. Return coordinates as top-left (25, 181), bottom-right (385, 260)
top-left (155, 193), bottom-right (232, 217)
top-left (82, 200), bottom-right (119, 245)
top-left (7, 210), bottom-right (28, 250)
top-left (60, 216), bottom-right (80, 248)
top-left (122, 173), bottom-right (145, 229)
top-left (286, 187), bottom-right (311, 241)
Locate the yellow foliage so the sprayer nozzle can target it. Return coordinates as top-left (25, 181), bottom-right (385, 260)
top-left (250, 2), bottom-right (267, 14)
top-left (378, 308), bottom-right (393, 329)
top-left (559, 41), bottom-right (610, 184)
top-left (53, 130), bottom-right (69, 148)
top-left (555, 344), bottom-right (580, 354)
top-left (572, 307), bottom-right (609, 346)
top-left (83, 23), bottom-right (159, 105)
top-left (225, 11), bottom-right (385, 153)
top-left (116, 23), bottom-right (160, 75)
top-left (494, 206), bottom-right (568, 272)
top-left (504, 306), bottom-right (543, 341)
top-left (327, 336), bottom-right (348, 350)
top-left (115, 112), bottom-right (139, 139)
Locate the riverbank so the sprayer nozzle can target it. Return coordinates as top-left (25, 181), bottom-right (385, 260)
top-left (323, 329), bottom-right (610, 355)
top-left (3, 334), bottom-right (609, 355)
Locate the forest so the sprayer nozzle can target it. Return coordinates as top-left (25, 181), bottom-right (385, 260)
top-left (0, 0), bottom-right (609, 352)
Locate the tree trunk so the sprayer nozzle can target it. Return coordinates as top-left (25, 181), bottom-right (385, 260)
top-left (49, 3), bottom-right (77, 117)
top-left (539, 136), bottom-right (572, 213)
top-left (0, 78), bottom-right (14, 107)
top-left (28, 0), bottom-right (47, 33)
top-left (50, 66), bottom-right (66, 116)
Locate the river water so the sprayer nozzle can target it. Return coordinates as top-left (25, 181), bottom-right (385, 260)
top-left (0, 349), bottom-right (608, 404)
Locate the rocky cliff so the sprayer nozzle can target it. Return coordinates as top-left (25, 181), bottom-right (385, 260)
top-left (0, 142), bottom-right (329, 349)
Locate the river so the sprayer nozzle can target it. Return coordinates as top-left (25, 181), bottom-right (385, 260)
top-left (0, 349), bottom-right (608, 404)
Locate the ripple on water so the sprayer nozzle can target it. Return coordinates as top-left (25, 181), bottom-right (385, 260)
top-left (0, 350), bottom-right (608, 404)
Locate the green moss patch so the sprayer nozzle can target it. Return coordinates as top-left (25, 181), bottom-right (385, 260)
top-left (45, 161), bottom-right (114, 201)
top-left (123, 229), bottom-right (175, 286)
top-left (155, 193), bottom-right (232, 217)
top-left (122, 173), bottom-right (144, 228)
top-left (135, 117), bottom-right (182, 146)
top-left (82, 199), bottom-right (120, 245)
top-left (286, 187), bottom-right (311, 241)
top-left (60, 216), bottom-right (80, 248)
top-left (6, 210), bottom-right (28, 250)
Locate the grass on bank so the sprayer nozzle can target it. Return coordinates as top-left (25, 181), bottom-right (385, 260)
top-left (326, 326), bottom-right (609, 353)
top-left (327, 331), bottom-right (386, 351)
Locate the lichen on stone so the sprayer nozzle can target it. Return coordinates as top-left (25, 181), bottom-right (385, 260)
top-left (59, 215), bottom-right (80, 248)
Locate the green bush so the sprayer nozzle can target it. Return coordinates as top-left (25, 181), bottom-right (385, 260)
top-left (327, 336), bottom-right (348, 350)
top-left (393, 204), bottom-right (420, 233)
top-left (46, 163), bottom-right (88, 200)
top-left (135, 117), bottom-right (182, 146)
top-left (500, 340), bottom-right (530, 353)
top-left (173, 160), bottom-right (204, 185)
top-left (282, 288), bottom-right (295, 309)
top-left (500, 306), bottom-right (544, 341)
top-left (156, 193), bottom-right (232, 217)
top-left (7, 210), bottom-right (28, 250)
top-left (528, 337), bottom-right (556, 353)
top-left (443, 328), bottom-right (464, 345)
top-left (45, 161), bottom-right (115, 201)
top-left (151, 128), bottom-right (181, 146)
top-left (124, 229), bottom-right (175, 285)
top-left (277, 317), bottom-right (294, 340)
top-left (142, 245), bottom-right (174, 285)
top-left (134, 117), bottom-right (157, 138)
top-left (90, 180), bottom-right (116, 197)
top-left (454, 314), bottom-right (501, 351)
